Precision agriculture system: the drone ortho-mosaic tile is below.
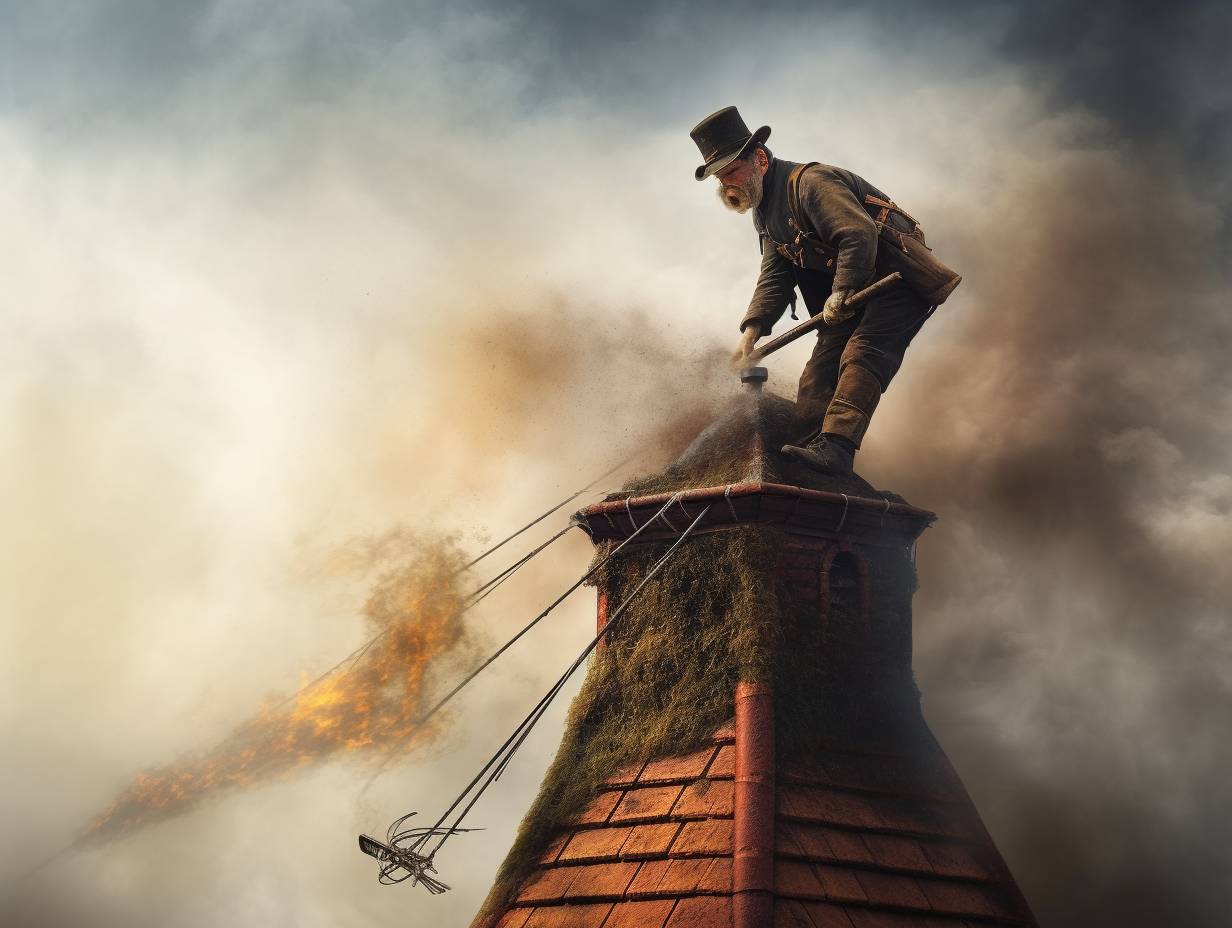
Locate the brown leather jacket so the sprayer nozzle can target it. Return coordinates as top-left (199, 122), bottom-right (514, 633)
top-left (741, 158), bottom-right (906, 334)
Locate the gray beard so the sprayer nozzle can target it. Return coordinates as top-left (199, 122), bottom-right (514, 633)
top-left (717, 172), bottom-right (763, 214)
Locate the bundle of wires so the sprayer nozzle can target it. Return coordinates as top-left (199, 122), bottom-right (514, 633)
top-left (354, 469), bottom-right (712, 894)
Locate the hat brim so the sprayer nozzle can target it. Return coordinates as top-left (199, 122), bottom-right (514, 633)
top-left (694, 125), bottom-right (771, 181)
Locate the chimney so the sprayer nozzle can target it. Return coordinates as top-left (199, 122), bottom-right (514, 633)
top-left (470, 385), bottom-right (1038, 928)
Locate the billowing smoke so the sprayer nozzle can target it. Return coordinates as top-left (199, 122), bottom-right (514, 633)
top-left (852, 6), bottom-right (1232, 924)
top-left (68, 305), bottom-right (727, 849)
top-left (866, 138), bottom-right (1232, 926)
top-left (2, 2), bottom-right (1229, 928)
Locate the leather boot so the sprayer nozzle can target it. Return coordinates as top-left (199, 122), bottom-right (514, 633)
top-left (820, 362), bottom-right (883, 448)
top-left (781, 363), bottom-right (883, 476)
top-left (781, 434), bottom-right (855, 475)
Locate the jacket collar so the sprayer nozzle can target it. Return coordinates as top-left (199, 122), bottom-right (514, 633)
top-left (754, 157), bottom-right (791, 230)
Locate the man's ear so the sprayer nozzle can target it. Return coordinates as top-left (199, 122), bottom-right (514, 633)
top-left (756, 149), bottom-right (770, 171)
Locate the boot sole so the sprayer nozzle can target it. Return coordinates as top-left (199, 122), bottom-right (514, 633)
top-left (780, 444), bottom-right (853, 476)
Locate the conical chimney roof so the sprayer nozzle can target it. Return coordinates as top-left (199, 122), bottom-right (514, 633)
top-left (470, 388), bottom-right (1037, 928)
top-left (621, 385), bottom-right (889, 498)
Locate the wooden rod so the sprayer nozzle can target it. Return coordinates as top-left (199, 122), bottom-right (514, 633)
top-left (747, 271), bottom-right (903, 362)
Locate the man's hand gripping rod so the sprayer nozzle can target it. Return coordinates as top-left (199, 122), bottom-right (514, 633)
top-left (745, 272), bottom-right (902, 363)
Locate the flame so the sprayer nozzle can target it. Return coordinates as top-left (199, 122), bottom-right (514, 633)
top-left (83, 535), bottom-right (472, 845)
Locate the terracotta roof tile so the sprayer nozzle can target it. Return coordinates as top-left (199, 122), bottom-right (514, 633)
top-left (815, 755), bottom-right (955, 800)
top-left (711, 722), bottom-right (736, 742)
top-left (779, 822), bottom-right (859, 862)
top-left (779, 785), bottom-right (885, 830)
top-left (610, 785), bottom-right (684, 824)
top-left (602, 899), bottom-right (676, 928)
top-left (798, 901), bottom-right (858, 927)
top-left (653, 856), bottom-right (719, 894)
top-left (695, 857), bottom-right (732, 893)
top-left (671, 779), bottom-right (734, 818)
top-left (819, 828), bottom-right (876, 865)
top-left (708, 744), bottom-right (736, 778)
top-left (561, 862), bottom-right (640, 900)
top-left (522, 903), bottom-right (613, 928)
top-left (860, 834), bottom-right (934, 874)
top-left (774, 898), bottom-right (817, 928)
top-left (853, 870), bottom-right (931, 910)
top-left (915, 879), bottom-right (998, 919)
top-left (843, 910), bottom-right (955, 928)
top-left (813, 864), bottom-right (870, 904)
top-left (671, 819), bottom-right (732, 856)
top-left (537, 834), bottom-right (569, 865)
top-left (775, 822), bottom-right (811, 857)
top-left (919, 842), bottom-right (991, 881)
top-left (603, 763), bottom-right (646, 787)
top-left (626, 859), bottom-right (672, 896)
top-left (493, 908), bottom-right (534, 928)
top-left (516, 866), bottom-right (578, 904)
top-left (775, 860), bottom-right (827, 898)
top-left (638, 747), bottom-right (718, 784)
top-left (574, 791), bottom-right (623, 826)
top-left (559, 827), bottom-right (630, 863)
top-left (868, 797), bottom-right (946, 837)
top-left (620, 823), bottom-right (681, 859)
top-left (664, 896), bottom-right (732, 928)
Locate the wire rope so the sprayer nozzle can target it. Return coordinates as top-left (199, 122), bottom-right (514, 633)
top-left (364, 501), bottom-right (712, 888)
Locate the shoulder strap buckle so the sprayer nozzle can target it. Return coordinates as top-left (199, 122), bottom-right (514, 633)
top-left (863, 193), bottom-right (919, 229)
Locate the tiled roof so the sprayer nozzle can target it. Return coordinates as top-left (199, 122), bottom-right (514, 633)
top-left (478, 721), bottom-right (1036, 928)
top-left (487, 726), bottom-right (736, 928)
top-left (474, 412), bottom-right (1031, 928)
top-left (772, 734), bottom-right (1036, 926)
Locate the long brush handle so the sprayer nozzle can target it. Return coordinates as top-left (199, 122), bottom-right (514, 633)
top-left (747, 271), bottom-right (903, 362)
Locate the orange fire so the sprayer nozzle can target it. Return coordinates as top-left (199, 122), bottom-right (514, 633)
top-left (84, 537), bottom-right (473, 845)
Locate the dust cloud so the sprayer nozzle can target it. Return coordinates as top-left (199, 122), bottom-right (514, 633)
top-left (2, 3), bottom-right (1229, 928)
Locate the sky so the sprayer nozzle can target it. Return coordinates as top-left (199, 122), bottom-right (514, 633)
top-left (1, 1), bottom-right (1230, 926)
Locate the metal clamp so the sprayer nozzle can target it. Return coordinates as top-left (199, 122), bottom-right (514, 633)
top-left (656, 492), bottom-right (683, 533)
top-left (834, 493), bottom-right (850, 534)
top-left (723, 485), bottom-right (741, 523)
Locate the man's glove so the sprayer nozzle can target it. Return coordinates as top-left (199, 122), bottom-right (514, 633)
top-left (822, 289), bottom-right (855, 326)
top-left (730, 324), bottom-right (761, 371)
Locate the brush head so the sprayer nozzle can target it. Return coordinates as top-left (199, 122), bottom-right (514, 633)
top-left (739, 366), bottom-right (768, 390)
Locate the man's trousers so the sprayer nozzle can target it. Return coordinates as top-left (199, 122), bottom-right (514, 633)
top-left (792, 284), bottom-right (933, 447)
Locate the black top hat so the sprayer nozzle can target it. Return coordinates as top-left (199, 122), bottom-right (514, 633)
top-left (690, 106), bottom-right (771, 181)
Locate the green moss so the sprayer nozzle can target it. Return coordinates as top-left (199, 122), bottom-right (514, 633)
top-left (472, 527), bottom-right (783, 921)
top-left (617, 458), bottom-right (756, 499)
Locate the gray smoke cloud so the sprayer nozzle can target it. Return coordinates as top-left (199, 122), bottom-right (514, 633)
top-left (2, 2), bottom-right (1229, 926)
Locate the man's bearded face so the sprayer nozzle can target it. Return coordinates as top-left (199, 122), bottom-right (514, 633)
top-left (716, 156), bottom-right (764, 214)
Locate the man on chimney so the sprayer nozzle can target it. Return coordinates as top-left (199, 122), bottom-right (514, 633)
top-left (691, 106), bottom-right (959, 476)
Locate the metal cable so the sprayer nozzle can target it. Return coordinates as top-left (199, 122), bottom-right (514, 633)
top-left (261, 462), bottom-right (628, 719)
top-left (461, 456), bottom-right (631, 571)
top-left (360, 493), bottom-right (691, 790)
top-left (402, 502), bottom-right (712, 873)
top-left (463, 523), bottom-right (575, 607)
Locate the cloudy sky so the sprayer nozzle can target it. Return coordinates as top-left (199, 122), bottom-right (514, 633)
top-left (2, 2), bottom-right (1229, 926)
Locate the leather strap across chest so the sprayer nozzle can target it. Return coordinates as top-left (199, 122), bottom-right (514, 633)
top-left (764, 162), bottom-right (838, 270)
top-left (769, 163), bottom-right (922, 271)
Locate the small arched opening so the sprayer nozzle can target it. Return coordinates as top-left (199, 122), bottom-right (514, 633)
top-left (819, 544), bottom-right (871, 643)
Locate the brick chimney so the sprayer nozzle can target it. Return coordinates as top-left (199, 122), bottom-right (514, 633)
top-left (470, 386), bottom-right (1038, 928)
